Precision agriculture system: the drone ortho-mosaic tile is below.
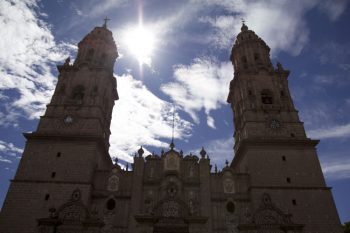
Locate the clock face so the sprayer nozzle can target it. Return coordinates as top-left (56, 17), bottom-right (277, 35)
top-left (64, 115), bottom-right (74, 124)
top-left (270, 119), bottom-right (281, 129)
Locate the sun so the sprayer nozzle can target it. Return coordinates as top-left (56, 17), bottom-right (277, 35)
top-left (124, 25), bottom-right (156, 66)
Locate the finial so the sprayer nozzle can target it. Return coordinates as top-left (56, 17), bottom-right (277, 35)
top-left (215, 164), bottom-right (218, 173)
top-left (180, 150), bottom-right (183, 156)
top-left (103, 16), bottom-right (110, 28)
top-left (126, 163), bottom-right (129, 171)
top-left (114, 157), bottom-right (119, 164)
top-left (225, 159), bottom-right (229, 167)
top-left (241, 18), bottom-right (248, 32)
top-left (277, 62), bottom-right (283, 71)
top-left (200, 147), bottom-right (206, 158)
top-left (138, 146), bottom-right (144, 157)
top-left (64, 56), bottom-right (70, 66)
top-left (170, 140), bottom-right (175, 150)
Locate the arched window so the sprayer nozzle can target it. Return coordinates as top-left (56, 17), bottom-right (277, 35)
top-left (254, 53), bottom-right (260, 61)
top-left (241, 56), bottom-right (248, 69)
top-left (226, 201), bottom-right (235, 213)
top-left (100, 53), bottom-right (106, 66)
top-left (71, 85), bottom-right (85, 101)
top-left (261, 89), bottom-right (273, 104)
top-left (241, 56), bottom-right (247, 64)
top-left (86, 48), bottom-right (94, 61)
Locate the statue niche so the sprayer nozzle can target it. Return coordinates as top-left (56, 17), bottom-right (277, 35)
top-left (164, 151), bottom-right (180, 171)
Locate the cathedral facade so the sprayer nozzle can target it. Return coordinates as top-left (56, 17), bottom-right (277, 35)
top-left (0, 22), bottom-right (343, 233)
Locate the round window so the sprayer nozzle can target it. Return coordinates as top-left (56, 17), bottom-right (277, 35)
top-left (106, 199), bottom-right (116, 210)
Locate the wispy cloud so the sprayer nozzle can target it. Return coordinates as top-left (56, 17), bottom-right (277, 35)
top-left (84, 0), bottom-right (128, 18)
top-left (204, 136), bottom-right (234, 169)
top-left (189, 0), bottom-right (346, 55)
top-left (308, 123), bottom-right (350, 139)
top-left (316, 41), bottom-right (350, 65)
top-left (0, 0), bottom-right (74, 125)
top-left (186, 136), bottom-right (234, 171)
top-left (317, 0), bottom-right (349, 21)
top-left (161, 58), bottom-right (233, 128)
top-left (109, 74), bottom-right (193, 162)
top-left (321, 155), bottom-right (350, 180)
top-left (0, 140), bottom-right (23, 164)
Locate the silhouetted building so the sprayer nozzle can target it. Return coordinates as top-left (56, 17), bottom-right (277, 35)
top-left (0, 22), bottom-right (342, 233)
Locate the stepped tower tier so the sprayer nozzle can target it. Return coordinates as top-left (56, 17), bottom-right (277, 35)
top-left (0, 22), bottom-right (118, 233)
top-left (227, 23), bottom-right (342, 233)
top-left (228, 23), bottom-right (306, 149)
top-left (38, 24), bottom-right (119, 148)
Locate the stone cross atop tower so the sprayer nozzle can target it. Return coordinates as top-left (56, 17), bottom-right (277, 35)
top-left (226, 24), bottom-right (342, 232)
top-left (0, 23), bottom-right (120, 233)
top-left (230, 23), bottom-right (273, 74)
top-left (74, 24), bottom-right (118, 70)
top-left (227, 24), bottom-right (305, 150)
top-left (37, 25), bottom-right (119, 148)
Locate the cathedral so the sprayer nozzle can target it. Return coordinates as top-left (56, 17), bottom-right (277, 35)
top-left (0, 21), bottom-right (343, 233)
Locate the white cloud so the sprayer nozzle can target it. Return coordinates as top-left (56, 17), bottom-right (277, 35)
top-left (0, 1), bottom-right (194, 164)
top-left (318, 0), bottom-right (348, 21)
top-left (321, 156), bottom-right (350, 180)
top-left (205, 136), bottom-right (234, 169)
top-left (109, 74), bottom-right (193, 163)
top-left (190, 0), bottom-right (347, 55)
top-left (195, 0), bottom-right (314, 55)
top-left (186, 136), bottom-right (234, 170)
top-left (0, 140), bottom-right (23, 164)
top-left (199, 15), bottom-right (238, 50)
top-left (0, 156), bottom-right (12, 164)
top-left (0, 0), bottom-right (74, 125)
top-left (85, 0), bottom-right (128, 18)
top-left (161, 58), bottom-right (233, 128)
top-left (308, 123), bottom-right (350, 139)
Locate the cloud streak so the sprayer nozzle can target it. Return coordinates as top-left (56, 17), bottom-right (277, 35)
top-left (321, 155), bottom-right (350, 180)
top-left (161, 58), bottom-right (233, 128)
top-left (308, 123), bottom-right (350, 139)
top-left (0, 0), bottom-right (74, 125)
top-left (110, 74), bottom-right (193, 162)
top-left (0, 140), bottom-right (23, 164)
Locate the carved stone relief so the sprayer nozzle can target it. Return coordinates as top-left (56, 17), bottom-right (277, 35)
top-left (164, 152), bottom-right (180, 171)
top-left (223, 172), bottom-right (235, 194)
top-left (107, 175), bottom-right (119, 192)
top-left (162, 200), bottom-right (180, 217)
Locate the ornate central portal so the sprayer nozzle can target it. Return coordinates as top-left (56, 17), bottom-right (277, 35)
top-left (153, 219), bottom-right (189, 233)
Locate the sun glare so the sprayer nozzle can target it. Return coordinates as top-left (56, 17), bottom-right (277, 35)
top-left (124, 26), bottom-right (156, 66)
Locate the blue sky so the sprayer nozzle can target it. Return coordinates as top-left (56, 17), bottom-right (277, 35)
top-left (0, 0), bottom-right (349, 224)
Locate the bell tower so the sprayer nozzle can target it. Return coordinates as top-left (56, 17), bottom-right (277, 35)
top-left (0, 22), bottom-right (118, 233)
top-left (227, 23), bottom-right (342, 233)
top-left (228, 23), bottom-right (306, 148)
top-left (38, 21), bottom-right (118, 146)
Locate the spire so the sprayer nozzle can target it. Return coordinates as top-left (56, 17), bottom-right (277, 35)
top-left (170, 104), bottom-right (176, 150)
top-left (103, 16), bottom-right (110, 28)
